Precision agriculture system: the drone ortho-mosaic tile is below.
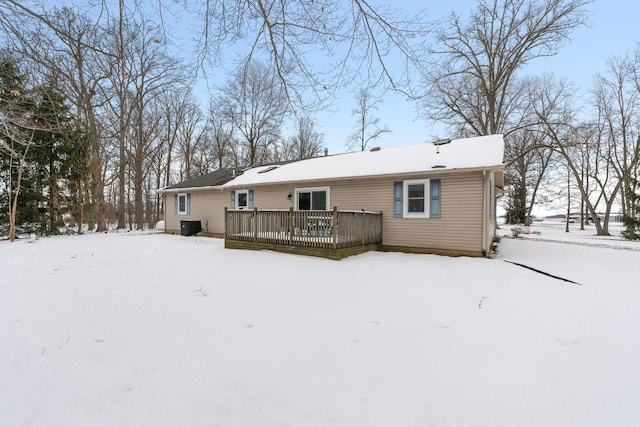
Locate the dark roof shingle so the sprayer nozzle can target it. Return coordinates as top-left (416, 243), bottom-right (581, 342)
top-left (164, 169), bottom-right (239, 190)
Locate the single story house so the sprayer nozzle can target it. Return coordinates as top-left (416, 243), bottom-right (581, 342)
top-left (158, 134), bottom-right (505, 257)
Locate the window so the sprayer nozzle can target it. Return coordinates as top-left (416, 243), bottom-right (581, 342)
top-left (231, 190), bottom-right (253, 209)
top-left (407, 182), bottom-right (426, 214)
top-left (394, 179), bottom-right (440, 218)
top-left (295, 187), bottom-right (329, 210)
top-left (175, 193), bottom-right (190, 215)
top-left (237, 190), bottom-right (248, 209)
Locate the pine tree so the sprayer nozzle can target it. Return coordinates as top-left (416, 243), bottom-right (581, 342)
top-left (1, 52), bottom-right (89, 238)
top-left (0, 52), bottom-right (37, 239)
top-left (30, 77), bottom-right (87, 234)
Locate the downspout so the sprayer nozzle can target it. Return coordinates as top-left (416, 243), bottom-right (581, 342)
top-left (482, 171), bottom-right (488, 257)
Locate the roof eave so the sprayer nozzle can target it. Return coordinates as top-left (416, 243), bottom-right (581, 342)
top-left (222, 164), bottom-right (505, 188)
top-left (157, 185), bottom-right (225, 194)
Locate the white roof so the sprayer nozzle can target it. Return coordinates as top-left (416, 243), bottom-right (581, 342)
top-left (225, 134), bottom-right (504, 187)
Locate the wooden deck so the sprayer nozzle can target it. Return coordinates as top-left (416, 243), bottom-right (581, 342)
top-left (224, 208), bottom-right (383, 259)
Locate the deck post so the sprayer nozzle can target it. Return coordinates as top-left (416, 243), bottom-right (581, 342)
top-left (224, 207), bottom-right (228, 239)
top-left (332, 206), bottom-right (338, 249)
top-left (289, 207), bottom-right (294, 246)
top-left (254, 207), bottom-right (258, 242)
top-left (362, 208), bottom-right (366, 245)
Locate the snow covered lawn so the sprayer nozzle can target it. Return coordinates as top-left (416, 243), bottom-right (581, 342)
top-left (1, 225), bottom-right (639, 426)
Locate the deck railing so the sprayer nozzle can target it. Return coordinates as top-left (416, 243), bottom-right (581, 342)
top-left (225, 207), bottom-right (382, 249)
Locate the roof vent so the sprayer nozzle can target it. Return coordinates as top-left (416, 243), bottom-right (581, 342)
top-left (433, 139), bottom-right (452, 146)
top-left (432, 138), bottom-right (451, 154)
top-left (258, 165), bottom-right (279, 174)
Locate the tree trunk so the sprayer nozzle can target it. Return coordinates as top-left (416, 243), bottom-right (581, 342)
top-left (48, 156), bottom-right (60, 234)
top-left (8, 139), bottom-right (32, 242)
top-left (77, 195), bottom-right (85, 235)
top-left (135, 159), bottom-right (144, 230)
top-left (116, 0), bottom-right (127, 230)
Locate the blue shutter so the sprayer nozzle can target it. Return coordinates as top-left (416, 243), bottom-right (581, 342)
top-left (230, 191), bottom-right (235, 209)
top-left (248, 190), bottom-right (254, 209)
top-left (174, 194), bottom-right (178, 214)
top-left (186, 193), bottom-right (191, 215)
top-left (430, 179), bottom-right (441, 218)
top-left (393, 181), bottom-right (403, 218)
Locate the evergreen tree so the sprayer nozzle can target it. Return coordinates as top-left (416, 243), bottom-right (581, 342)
top-left (1, 51), bottom-right (89, 238)
top-left (30, 76), bottom-right (88, 234)
top-left (0, 51), bottom-right (38, 238)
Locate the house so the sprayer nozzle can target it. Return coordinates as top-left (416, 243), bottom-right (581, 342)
top-left (158, 134), bottom-right (505, 258)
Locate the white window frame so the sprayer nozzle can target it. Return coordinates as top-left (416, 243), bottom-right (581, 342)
top-left (177, 193), bottom-right (188, 215)
top-left (403, 179), bottom-right (430, 218)
top-left (295, 186), bottom-right (330, 211)
top-left (235, 189), bottom-right (249, 210)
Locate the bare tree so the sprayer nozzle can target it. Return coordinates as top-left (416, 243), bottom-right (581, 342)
top-left (531, 74), bottom-right (619, 235)
top-left (347, 88), bottom-right (390, 151)
top-left (218, 61), bottom-right (287, 166)
top-left (93, 2), bottom-right (135, 229)
top-left (0, 0), bottom-right (430, 232)
top-left (593, 52), bottom-right (640, 219)
top-left (189, 130), bottom-right (221, 176)
top-left (96, 7), bottom-right (187, 230)
top-left (148, 89), bottom-right (208, 221)
top-left (207, 102), bottom-right (235, 170)
top-left (424, 0), bottom-right (590, 137)
top-left (289, 116), bottom-right (324, 159)
top-left (157, 90), bottom-right (184, 188)
top-left (569, 122), bottom-right (600, 229)
top-left (503, 127), bottom-right (555, 224)
top-left (197, 0), bottom-right (429, 108)
top-left (4, 0), bottom-right (430, 109)
top-left (176, 100), bottom-right (205, 181)
top-left (271, 116), bottom-right (324, 162)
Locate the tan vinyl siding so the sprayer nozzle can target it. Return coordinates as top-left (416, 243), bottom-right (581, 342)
top-left (251, 184), bottom-right (296, 209)
top-left (248, 172), bottom-right (485, 254)
top-left (164, 169), bottom-right (488, 254)
top-left (382, 174), bottom-right (484, 252)
top-left (164, 190), bottom-right (228, 234)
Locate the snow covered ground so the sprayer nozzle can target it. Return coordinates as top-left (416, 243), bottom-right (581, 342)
top-left (1, 221), bottom-right (639, 426)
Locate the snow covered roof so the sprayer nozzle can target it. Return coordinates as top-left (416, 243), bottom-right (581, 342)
top-left (224, 134), bottom-right (504, 188)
